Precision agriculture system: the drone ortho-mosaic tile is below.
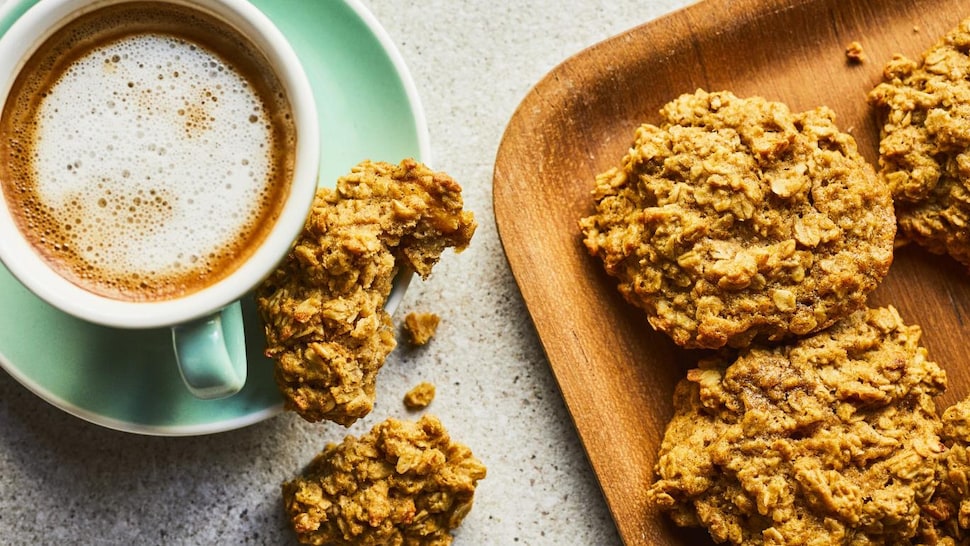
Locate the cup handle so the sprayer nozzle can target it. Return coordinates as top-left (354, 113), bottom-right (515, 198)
top-left (171, 302), bottom-right (247, 399)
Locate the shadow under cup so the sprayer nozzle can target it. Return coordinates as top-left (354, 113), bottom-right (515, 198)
top-left (0, 0), bottom-right (320, 399)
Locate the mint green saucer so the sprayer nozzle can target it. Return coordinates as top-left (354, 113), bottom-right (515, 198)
top-left (0, 0), bottom-right (429, 435)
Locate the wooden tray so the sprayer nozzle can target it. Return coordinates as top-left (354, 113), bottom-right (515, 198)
top-left (493, 0), bottom-right (970, 544)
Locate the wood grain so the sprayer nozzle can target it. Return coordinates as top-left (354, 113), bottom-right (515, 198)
top-left (492, 0), bottom-right (970, 544)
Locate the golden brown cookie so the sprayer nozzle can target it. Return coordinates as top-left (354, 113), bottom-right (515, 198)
top-left (918, 396), bottom-right (970, 545)
top-left (282, 415), bottom-right (487, 546)
top-left (868, 17), bottom-right (970, 269)
top-left (256, 159), bottom-right (476, 425)
top-left (647, 306), bottom-right (947, 545)
top-left (580, 89), bottom-right (895, 349)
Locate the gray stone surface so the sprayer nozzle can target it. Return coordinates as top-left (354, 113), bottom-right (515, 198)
top-left (0, 0), bottom-right (689, 543)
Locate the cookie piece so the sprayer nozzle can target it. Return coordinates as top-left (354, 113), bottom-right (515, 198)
top-left (580, 89), bottom-right (895, 349)
top-left (257, 159), bottom-right (476, 425)
top-left (282, 415), bottom-right (487, 546)
top-left (868, 17), bottom-right (970, 268)
top-left (647, 306), bottom-right (947, 545)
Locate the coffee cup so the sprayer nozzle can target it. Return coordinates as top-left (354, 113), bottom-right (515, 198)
top-left (0, 0), bottom-right (319, 399)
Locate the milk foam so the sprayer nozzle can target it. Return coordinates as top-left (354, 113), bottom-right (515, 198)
top-left (29, 33), bottom-right (276, 289)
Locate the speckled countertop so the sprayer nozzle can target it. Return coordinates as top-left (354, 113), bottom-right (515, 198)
top-left (0, 1), bottom-right (689, 544)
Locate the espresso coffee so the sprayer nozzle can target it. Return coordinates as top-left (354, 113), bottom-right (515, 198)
top-left (0, 2), bottom-right (297, 302)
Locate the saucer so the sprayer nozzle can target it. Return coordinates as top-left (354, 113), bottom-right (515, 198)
top-left (0, 0), bottom-right (429, 436)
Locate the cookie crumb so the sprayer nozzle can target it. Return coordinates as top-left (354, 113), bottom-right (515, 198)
top-left (404, 312), bottom-right (440, 346)
top-left (845, 40), bottom-right (866, 63)
top-left (404, 381), bottom-right (436, 409)
top-left (282, 415), bottom-right (486, 545)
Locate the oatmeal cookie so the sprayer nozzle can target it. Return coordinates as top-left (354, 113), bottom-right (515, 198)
top-left (579, 89), bottom-right (895, 349)
top-left (869, 17), bottom-right (970, 268)
top-left (282, 414), bottom-right (487, 546)
top-left (647, 306), bottom-right (947, 545)
top-left (918, 397), bottom-right (970, 545)
top-left (256, 159), bottom-right (476, 425)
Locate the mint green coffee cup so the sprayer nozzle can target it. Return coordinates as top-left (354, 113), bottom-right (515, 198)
top-left (0, 0), bottom-right (319, 399)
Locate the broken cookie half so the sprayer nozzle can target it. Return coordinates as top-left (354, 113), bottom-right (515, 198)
top-left (256, 159), bottom-right (476, 426)
top-left (282, 414), bottom-right (486, 545)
